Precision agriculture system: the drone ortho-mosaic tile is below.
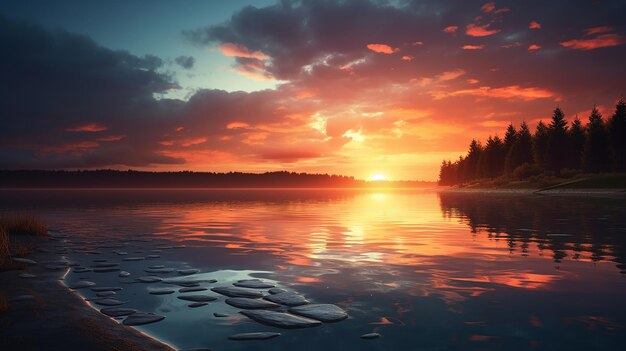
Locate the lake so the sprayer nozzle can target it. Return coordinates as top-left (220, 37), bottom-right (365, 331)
top-left (1, 189), bottom-right (625, 350)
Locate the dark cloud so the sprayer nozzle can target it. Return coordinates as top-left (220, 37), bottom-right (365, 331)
top-left (174, 55), bottom-right (195, 69)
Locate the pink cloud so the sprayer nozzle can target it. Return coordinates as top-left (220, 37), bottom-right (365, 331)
top-left (234, 58), bottom-right (273, 80)
top-left (585, 26), bottom-right (613, 35)
top-left (529, 21), bottom-right (541, 29)
top-left (466, 23), bottom-right (501, 37)
top-left (227, 121), bottom-right (251, 129)
top-left (462, 44), bottom-right (485, 50)
top-left (97, 135), bottom-right (126, 141)
top-left (528, 44), bottom-right (541, 52)
top-left (65, 123), bottom-right (107, 132)
top-left (433, 85), bottom-right (555, 101)
top-left (366, 43), bottom-right (398, 54)
top-left (412, 41), bottom-right (424, 46)
top-left (481, 2), bottom-right (496, 13)
top-left (401, 55), bottom-right (414, 61)
top-left (560, 34), bottom-right (625, 50)
top-left (218, 43), bottom-right (269, 60)
top-left (443, 26), bottom-right (459, 34)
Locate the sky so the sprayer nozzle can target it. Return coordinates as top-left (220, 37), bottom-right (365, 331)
top-left (0, 0), bottom-right (625, 181)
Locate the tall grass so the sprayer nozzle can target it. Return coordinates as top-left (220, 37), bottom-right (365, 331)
top-left (0, 215), bottom-right (47, 270)
top-left (0, 215), bottom-right (48, 236)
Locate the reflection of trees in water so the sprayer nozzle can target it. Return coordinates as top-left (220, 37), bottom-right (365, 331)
top-left (438, 193), bottom-right (626, 274)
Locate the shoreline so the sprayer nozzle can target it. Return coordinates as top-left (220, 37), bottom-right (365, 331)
top-left (0, 235), bottom-right (174, 351)
top-left (439, 187), bottom-right (626, 195)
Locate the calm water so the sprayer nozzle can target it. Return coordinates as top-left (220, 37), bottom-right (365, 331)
top-left (1, 189), bottom-right (625, 350)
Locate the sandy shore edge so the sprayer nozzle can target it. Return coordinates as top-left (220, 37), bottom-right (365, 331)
top-left (0, 236), bottom-right (175, 351)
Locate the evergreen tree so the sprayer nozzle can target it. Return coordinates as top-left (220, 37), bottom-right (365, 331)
top-left (546, 107), bottom-right (569, 173)
top-left (609, 98), bottom-right (626, 171)
top-left (566, 116), bottom-right (585, 170)
top-left (464, 139), bottom-right (482, 181)
top-left (505, 121), bottom-right (533, 173)
top-left (582, 107), bottom-right (611, 172)
top-left (532, 121), bottom-right (549, 170)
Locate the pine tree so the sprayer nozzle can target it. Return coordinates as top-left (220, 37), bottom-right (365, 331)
top-left (532, 121), bottom-right (549, 170)
top-left (609, 98), bottom-right (626, 171)
top-left (582, 107), bottom-right (611, 173)
top-left (506, 121), bottom-right (533, 173)
top-left (546, 107), bottom-right (569, 173)
top-left (567, 116), bottom-right (585, 170)
top-left (464, 139), bottom-right (482, 181)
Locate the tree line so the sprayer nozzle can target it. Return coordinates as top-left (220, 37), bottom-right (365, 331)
top-left (439, 99), bottom-right (626, 185)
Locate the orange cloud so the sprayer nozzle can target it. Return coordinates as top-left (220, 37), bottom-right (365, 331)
top-left (438, 69), bottom-right (466, 81)
top-left (366, 43), bottom-right (398, 54)
top-left (585, 26), bottom-right (613, 35)
top-left (529, 21), bottom-right (541, 29)
top-left (443, 25), bottom-right (458, 34)
top-left (65, 123), bottom-right (107, 132)
top-left (462, 44), bottom-right (485, 50)
top-left (433, 85), bottom-right (555, 101)
top-left (528, 44), bottom-right (541, 52)
top-left (41, 141), bottom-right (99, 154)
top-left (412, 41), bottom-right (424, 46)
top-left (227, 121), bottom-right (251, 129)
top-left (218, 43), bottom-right (269, 60)
top-left (467, 79), bottom-right (479, 84)
top-left (401, 55), bottom-right (414, 61)
top-left (97, 134), bottom-right (126, 141)
top-left (560, 34), bottom-right (625, 50)
top-left (466, 23), bottom-right (500, 37)
top-left (480, 2), bottom-right (495, 13)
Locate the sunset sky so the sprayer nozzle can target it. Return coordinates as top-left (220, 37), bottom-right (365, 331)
top-left (1, 0), bottom-right (624, 180)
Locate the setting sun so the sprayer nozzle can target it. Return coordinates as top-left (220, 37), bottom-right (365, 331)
top-left (370, 173), bottom-right (386, 181)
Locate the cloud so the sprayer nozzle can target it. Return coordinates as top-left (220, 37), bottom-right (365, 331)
top-left (433, 85), bottom-right (555, 101)
top-left (443, 26), bottom-right (458, 34)
top-left (65, 123), bottom-right (108, 132)
top-left (480, 2), bottom-right (496, 13)
top-left (466, 23), bottom-right (500, 37)
top-left (175, 55), bottom-right (195, 69)
top-left (366, 43), bottom-right (398, 54)
top-left (218, 43), bottom-right (269, 60)
top-left (401, 55), bottom-right (414, 61)
top-left (528, 44), bottom-right (541, 52)
top-left (585, 26), bottom-right (613, 35)
top-left (561, 34), bottom-right (625, 50)
top-left (529, 21), bottom-right (541, 29)
top-left (462, 44), bottom-right (485, 50)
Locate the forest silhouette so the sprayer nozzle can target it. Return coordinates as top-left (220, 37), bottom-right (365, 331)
top-left (438, 99), bottom-right (626, 185)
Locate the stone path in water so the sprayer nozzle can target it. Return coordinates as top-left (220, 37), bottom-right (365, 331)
top-left (2, 229), bottom-right (385, 350)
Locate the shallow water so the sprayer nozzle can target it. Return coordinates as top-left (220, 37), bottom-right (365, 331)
top-left (1, 189), bottom-right (625, 350)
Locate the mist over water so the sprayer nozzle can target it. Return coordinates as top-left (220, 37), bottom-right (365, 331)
top-left (1, 189), bottom-right (625, 350)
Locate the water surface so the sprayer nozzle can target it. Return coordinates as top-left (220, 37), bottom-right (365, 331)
top-left (1, 189), bottom-right (625, 350)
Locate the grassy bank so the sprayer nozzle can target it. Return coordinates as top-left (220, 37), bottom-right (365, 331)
top-left (0, 215), bottom-right (48, 270)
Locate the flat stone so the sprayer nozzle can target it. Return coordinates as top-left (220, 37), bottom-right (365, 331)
top-left (94, 298), bottom-right (126, 306)
top-left (179, 287), bottom-right (207, 293)
top-left (96, 291), bottom-right (116, 297)
top-left (177, 295), bottom-right (217, 302)
top-left (360, 333), bottom-right (381, 339)
top-left (163, 278), bottom-right (216, 287)
top-left (188, 302), bottom-right (208, 308)
top-left (214, 312), bottom-right (229, 317)
top-left (148, 265), bottom-right (165, 269)
top-left (228, 332), bottom-right (281, 341)
top-left (122, 257), bottom-right (145, 261)
top-left (91, 287), bottom-right (122, 292)
top-left (263, 292), bottom-right (309, 306)
top-left (73, 267), bottom-right (91, 273)
top-left (147, 255), bottom-right (160, 259)
top-left (234, 279), bottom-right (275, 289)
top-left (178, 269), bottom-right (199, 275)
top-left (289, 304), bottom-right (348, 322)
top-left (212, 287), bottom-right (263, 298)
top-left (19, 273), bottom-right (37, 278)
top-left (118, 271), bottom-right (131, 277)
top-left (123, 312), bottom-right (165, 326)
top-left (10, 294), bottom-right (35, 302)
top-left (91, 262), bottom-right (119, 268)
top-left (225, 298), bottom-right (280, 310)
top-left (144, 267), bottom-right (175, 274)
top-left (149, 288), bottom-right (175, 295)
top-left (268, 288), bottom-right (286, 295)
top-left (240, 310), bottom-right (321, 329)
top-left (100, 307), bottom-right (137, 317)
top-left (11, 257), bottom-right (37, 265)
top-left (93, 267), bottom-right (120, 273)
top-left (69, 280), bottom-right (96, 289)
top-left (136, 276), bottom-right (163, 283)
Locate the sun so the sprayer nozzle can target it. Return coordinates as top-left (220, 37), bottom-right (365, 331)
top-left (370, 173), bottom-right (386, 181)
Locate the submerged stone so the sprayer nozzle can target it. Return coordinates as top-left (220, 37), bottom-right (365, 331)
top-left (91, 262), bottom-right (119, 268)
top-left (212, 287), bottom-right (263, 298)
top-left (214, 312), bottom-right (229, 317)
top-left (178, 269), bottom-right (199, 275)
top-left (225, 297), bottom-right (280, 310)
top-left (123, 312), bottom-right (165, 326)
top-left (360, 333), bottom-right (381, 339)
top-left (96, 291), bottom-right (116, 297)
top-left (69, 280), bottom-right (96, 289)
top-left (91, 287), bottom-right (122, 292)
top-left (240, 310), bottom-right (321, 329)
top-left (228, 332), bottom-right (281, 341)
top-left (11, 257), bottom-right (37, 265)
top-left (118, 271), bottom-right (131, 277)
top-left (289, 304), bottom-right (348, 322)
top-left (263, 292), bottom-right (309, 306)
top-left (94, 298), bottom-right (125, 306)
top-left (149, 288), bottom-right (175, 295)
top-left (73, 267), bottom-right (91, 273)
top-left (136, 276), bottom-right (163, 283)
top-left (100, 307), bottom-right (137, 317)
top-left (19, 273), bottom-right (37, 278)
top-left (188, 302), bottom-right (208, 308)
top-left (268, 288), bottom-right (286, 295)
top-left (122, 257), bottom-right (145, 261)
top-left (234, 279), bottom-right (275, 289)
top-left (93, 267), bottom-right (120, 273)
top-left (177, 295), bottom-right (217, 302)
top-left (144, 267), bottom-right (175, 274)
top-left (179, 287), bottom-right (207, 293)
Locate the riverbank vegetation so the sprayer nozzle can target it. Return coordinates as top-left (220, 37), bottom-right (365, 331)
top-left (439, 99), bottom-right (626, 188)
top-left (0, 215), bottom-right (48, 270)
